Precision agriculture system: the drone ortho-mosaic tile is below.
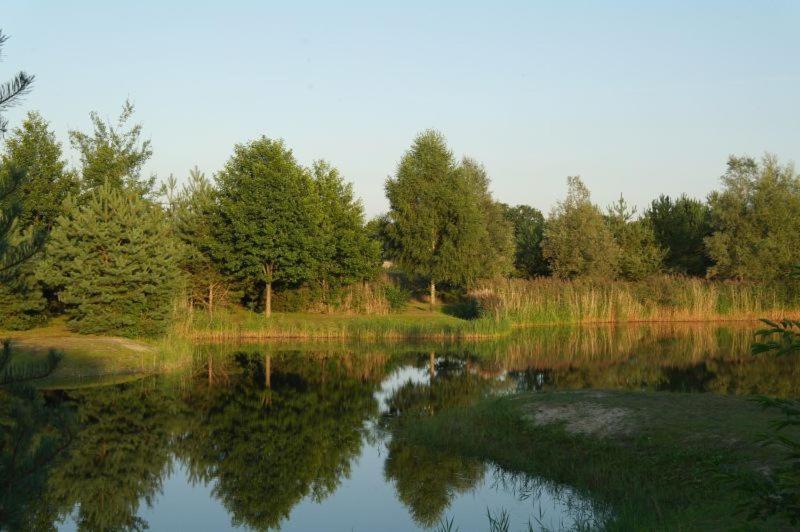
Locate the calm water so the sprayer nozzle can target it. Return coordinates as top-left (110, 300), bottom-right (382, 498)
top-left (5, 323), bottom-right (797, 531)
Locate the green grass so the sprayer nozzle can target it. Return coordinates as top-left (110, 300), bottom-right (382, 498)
top-left (394, 390), bottom-right (799, 530)
top-left (174, 305), bottom-right (513, 340)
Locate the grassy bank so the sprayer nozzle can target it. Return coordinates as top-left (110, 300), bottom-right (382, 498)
top-left (1, 321), bottom-right (196, 386)
top-left (473, 276), bottom-right (800, 324)
top-left (173, 305), bottom-right (513, 341)
top-left (394, 390), bottom-right (798, 530)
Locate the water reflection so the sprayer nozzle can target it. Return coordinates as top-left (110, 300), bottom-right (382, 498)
top-left (1, 323), bottom-right (793, 531)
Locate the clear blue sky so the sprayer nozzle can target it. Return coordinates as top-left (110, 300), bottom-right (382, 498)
top-left (4, 1), bottom-right (799, 216)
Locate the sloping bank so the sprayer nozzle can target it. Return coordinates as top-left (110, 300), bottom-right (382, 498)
top-left (391, 390), bottom-right (798, 530)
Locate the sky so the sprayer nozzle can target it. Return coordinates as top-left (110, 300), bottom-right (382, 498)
top-left (3, 1), bottom-right (799, 217)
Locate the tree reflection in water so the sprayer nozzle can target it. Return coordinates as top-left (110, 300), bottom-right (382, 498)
top-left (1, 323), bottom-right (796, 530)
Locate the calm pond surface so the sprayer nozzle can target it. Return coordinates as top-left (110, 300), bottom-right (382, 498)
top-left (7, 322), bottom-right (799, 531)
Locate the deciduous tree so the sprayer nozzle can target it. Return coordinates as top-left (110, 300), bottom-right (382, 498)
top-left (69, 100), bottom-right (154, 196)
top-left (214, 137), bottom-right (320, 316)
top-left (706, 154), bottom-right (800, 280)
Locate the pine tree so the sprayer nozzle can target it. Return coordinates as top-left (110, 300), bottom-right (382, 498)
top-left (170, 167), bottom-right (226, 315)
top-left (542, 176), bottom-right (619, 279)
top-left (645, 194), bottom-right (713, 276)
top-left (606, 195), bottom-right (665, 281)
top-left (41, 183), bottom-right (181, 337)
top-left (502, 204), bottom-right (549, 277)
top-left (0, 29), bottom-right (40, 277)
top-left (214, 137), bottom-right (321, 317)
top-left (0, 112), bottom-right (77, 329)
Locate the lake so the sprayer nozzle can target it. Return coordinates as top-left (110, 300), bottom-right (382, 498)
top-left (5, 322), bottom-right (796, 531)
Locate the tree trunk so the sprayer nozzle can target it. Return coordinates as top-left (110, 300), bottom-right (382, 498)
top-left (429, 280), bottom-right (436, 308)
top-left (263, 264), bottom-right (274, 318)
top-left (264, 281), bottom-right (272, 318)
top-left (208, 283), bottom-right (214, 320)
top-left (264, 354), bottom-right (271, 389)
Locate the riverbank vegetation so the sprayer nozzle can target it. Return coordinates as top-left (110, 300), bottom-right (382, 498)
top-left (393, 390), bottom-right (799, 530)
top-left (2, 29), bottom-right (800, 340)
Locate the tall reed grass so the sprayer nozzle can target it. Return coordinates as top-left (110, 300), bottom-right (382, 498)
top-left (472, 276), bottom-right (800, 325)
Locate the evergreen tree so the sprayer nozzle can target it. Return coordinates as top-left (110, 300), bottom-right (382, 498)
top-left (385, 131), bottom-right (488, 305)
top-left (0, 111), bottom-right (77, 228)
top-left (502, 204), bottom-right (549, 277)
top-left (0, 112), bottom-right (77, 329)
top-left (706, 154), bottom-right (800, 280)
top-left (645, 194), bottom-right (713, 276)
top-left (606, 195), bottom-right (665, 281)
top-left (214, 137), bottom-right (321, 317)
top-left (542, 176), bottom-right (619, 279)
top-left (168, 167), bottom-right (225, 315)
top-left (41, 183), bottom-right (181, 336)
top-left (311, 160), bottom-right (381, 286)
top-left (0, 29), bottom-right (41, 277)
top-left (69, 100), bottom-right (154, 196)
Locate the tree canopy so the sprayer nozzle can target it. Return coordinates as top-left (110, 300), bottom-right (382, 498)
top-left (706, 154), bottom-right (800, 281)
top-left (42, 183), bottom-right (181, 336)
top-left (542, 176), bottom-right (619, 279)
top-left (213, 137), bottom-right (321, 316)
top-left (645, 194), bottom-right (712, 276)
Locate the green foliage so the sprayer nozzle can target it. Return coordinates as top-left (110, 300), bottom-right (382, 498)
top-left (1, 111), bottom-right (77, 229)
top-left (164, 167), bottom-right (226, 313)
top-left (459, 158), bottom-right (515, 280)
top-left (384, 282), bottom-right (411, 311)
top-left (542, 176), bottom-right (619, 279)
top-left (646, 194), bottom-right (712, 276)
top-left (502, 204), bottom-right (548, 278)
top-left (385, 131), bottom-right (513, 302)
top-left (706, 154), bottom-right (800, 280)
top-left (606, 196), bottom-right (665, 281)
top-left (311, 159), bottom-right (381, 285)
top-left (213, 137), bottom-right (321, 315)
top-left (0, 32), bottom-right (43, 280)
top-left (69, 100), bottom-right (155, 196)
top-left (0, 112), bottom-right (76, 328)
top-left (0, 29), bottom-right (34, 135)
top-left (42, 183), bottom-right (181, 337)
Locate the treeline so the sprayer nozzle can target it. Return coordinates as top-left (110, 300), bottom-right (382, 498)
top-left (2, 103), bottom-right (800, 336)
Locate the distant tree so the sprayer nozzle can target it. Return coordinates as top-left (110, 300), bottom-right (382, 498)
top-left (385, 131), bottom-right (496, 305)
top-left (41, 183), bottom-right (181, 336)
top-left (311, 160), bottom-right (381, 286)
top-left (365, 214), bottom-right (396, 262)
top-left (69, 100), bottom-right (154, 196)
top-left (164, 167), bottom-right (226, 316)
top-left (214, 137), bottom-right (321, 317)
top-left (706, 154), bottom-right (800, 280)
top-left (542, 176), bottom-right (619, 279)
top-left (1, 112), bottom-right (78, 228)
top-left (645, 194), bottom-right (713, 276)
top-left (0, 112), bottom-right (78, 329)
top-left (606, 195), bottom-right (665, 281)
top-left (502, 204), bottom-right (549, 277)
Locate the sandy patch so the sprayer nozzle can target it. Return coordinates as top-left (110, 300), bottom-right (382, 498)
top-left (527, 402), bottom-right (633, 438)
